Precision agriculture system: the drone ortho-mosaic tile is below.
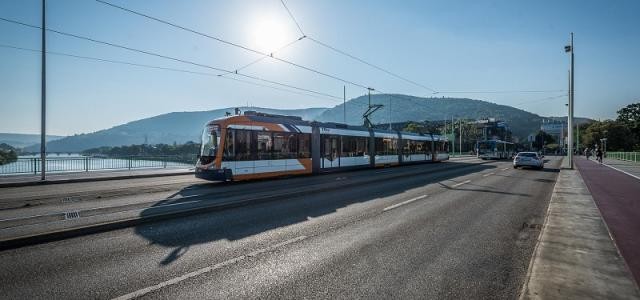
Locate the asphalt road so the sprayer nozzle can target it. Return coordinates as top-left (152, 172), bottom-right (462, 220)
top-left (0, 157), bottom-right (561, 299)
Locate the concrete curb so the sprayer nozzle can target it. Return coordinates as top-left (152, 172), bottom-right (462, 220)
top-left (0, 160), bottom-right (494, 251)
top-left (0, 171), bottom-right (193, 188)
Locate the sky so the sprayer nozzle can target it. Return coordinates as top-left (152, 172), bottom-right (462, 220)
top-left (0, 0), bottom-right (639, 136)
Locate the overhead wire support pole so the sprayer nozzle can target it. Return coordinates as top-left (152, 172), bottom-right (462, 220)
top-left (565, 33), bottom-right (575, 169)
top-left (343, 85), bottom-right (346, 124)
top-left (40, 0), bottom-right (46, 181)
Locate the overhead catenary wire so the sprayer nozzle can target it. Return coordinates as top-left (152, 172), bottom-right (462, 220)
top-left (95, 0), bottom-right (372, 90)
top-left (0, 43), bottom-right (342, 103)
top-left (278, 0), bottom-right (438, 94)
top-left (279, 0), bottom-right (305, 36)
top-left (0, 17), bottom-right (343, 101)
top-left (218, 35), bottom-right (306, 76)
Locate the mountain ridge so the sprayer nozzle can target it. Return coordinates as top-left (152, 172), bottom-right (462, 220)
top-left (21, 95), bottom-right (580, 152)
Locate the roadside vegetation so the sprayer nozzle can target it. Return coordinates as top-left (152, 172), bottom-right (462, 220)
top-left (0, 143), bottom-right (18, 165)
top-left (580, 102), bottom-right (640, 151)
top-left (81, 142), bottom-right (201, 163)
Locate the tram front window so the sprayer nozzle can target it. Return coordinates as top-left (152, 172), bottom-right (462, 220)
top-left (200, 124), bottom-right (220, 164)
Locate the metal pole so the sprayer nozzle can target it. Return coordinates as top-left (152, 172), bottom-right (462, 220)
top-left (40, 0), bottom-right (47, 180)
top-left (388, 97), bottom-right (391, 130)
top-left (459, 119), bottom-right (462, 156)
top-left (343, 85), bottom-right (346, 124)
top-left (451, 116), bottom-right (455, 156)
top-left (568, 32), bottom-right (575, 168)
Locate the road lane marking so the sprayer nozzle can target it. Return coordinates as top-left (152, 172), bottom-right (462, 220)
top-left (383, 195), bottom-right (427, 211)
top-left (482, 172), bottom-right (495, 177)
top-left (501, 167), bottom-right (510, 171)
top-left (451, 180), bottom-right (471, 188)
top-left (599, 161), bottom-right (640, 181)
top-left (112, 235), bottom-right (307, 300)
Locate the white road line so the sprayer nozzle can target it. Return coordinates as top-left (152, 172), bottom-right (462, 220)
top-left (383, 195), bottom-right (427, 211)
top-left (451, 180), bottom-right (471, 188)
top-left (112, 235), bottom-right (307, 300)
top-left (599, 161), bottom-right (640, 181)
top-left (482, 172), bottom-right (495, 177)
top-left (501, 167), bottom-right (510, 171)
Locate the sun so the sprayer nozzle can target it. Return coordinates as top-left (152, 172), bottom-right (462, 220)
top-left (251, 16), bottom-right (291, 54)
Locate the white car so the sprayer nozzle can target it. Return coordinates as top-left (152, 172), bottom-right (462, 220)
top-left (513, 152), bottom-right (544, 169)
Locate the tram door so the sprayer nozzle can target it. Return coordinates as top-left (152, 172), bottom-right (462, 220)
top-left (322, 135), bottom-right (340, 168)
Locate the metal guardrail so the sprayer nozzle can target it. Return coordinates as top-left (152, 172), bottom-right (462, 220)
top-left (607, 152), bottom-right (640, 163)
top-left (0, 155), bottom-right (196, 175)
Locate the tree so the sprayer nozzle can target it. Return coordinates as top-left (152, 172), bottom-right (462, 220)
top-left (616, 102), bottom-right (640, 149)
top-left (533, 130), bottom-right (555, 150)
top-left (582, 120), bottom-right (634, 151)
top-left (616, 102), bottom-right (640, 124)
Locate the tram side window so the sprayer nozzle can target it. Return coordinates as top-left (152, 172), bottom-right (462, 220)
top-left (255, 132), bottom-right (272, 160)
top-left (341, 136), bottom-right (367, 157)
top-left (298, 134), bottom-right (311, 158)
top-left (357, 137), bottom-right (368, 156)
top-left (223, 129), bottom-right (234, 161)
top-left (235, 130), bottom-right (252, 160)
top-left (375, 137), bottom-right (397, 155)
top-left (404, 139), bottom-right (425, 155)
top-left (272, 132), bottom-right (299, 159)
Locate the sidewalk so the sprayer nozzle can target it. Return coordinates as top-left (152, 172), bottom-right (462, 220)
top-left (520, 157), bottom-right (640, 299)
top-left (576, 156), bottom-right (640, 285)
top-left (0, 167), bottom-right (193, 188)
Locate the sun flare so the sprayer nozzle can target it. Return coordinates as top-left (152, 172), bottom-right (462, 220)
top-left (251, 16), bottom-right (290, 53)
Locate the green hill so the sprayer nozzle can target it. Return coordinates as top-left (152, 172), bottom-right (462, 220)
top-left (21, 95), bottom-right (566, 153)
top-left (25, 107), bottom-right (327, 153)
top-left (317, 94), bottom-right (544, 139)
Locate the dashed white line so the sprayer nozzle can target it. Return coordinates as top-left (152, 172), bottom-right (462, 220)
top-left (383, 195), bottom-right (428, 211)
top-left (112, 235), bottom-right (307, 300)
top-left (451, 180), bottom-right (471, 188)
top-left (501, 167), bottom-right (510, 171)
top-left (482, 172), bottom-right (495, 177)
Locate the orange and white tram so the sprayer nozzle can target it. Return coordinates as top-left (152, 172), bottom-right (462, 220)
top-left (195, 111), bottom-right (449, 181)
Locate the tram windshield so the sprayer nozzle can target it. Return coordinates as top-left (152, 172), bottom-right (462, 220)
top-left (200, 124), bottom-right (220, 158)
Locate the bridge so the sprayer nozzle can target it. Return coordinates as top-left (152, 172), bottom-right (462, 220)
top-left (1, 155), bottom-right (638, 298)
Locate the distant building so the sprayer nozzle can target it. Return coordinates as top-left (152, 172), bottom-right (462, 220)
top-left (540, 119), bottom-right (567, 147)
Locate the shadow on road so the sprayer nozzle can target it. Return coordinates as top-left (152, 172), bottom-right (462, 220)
top-left (135, 161), bottom-right (496, 265)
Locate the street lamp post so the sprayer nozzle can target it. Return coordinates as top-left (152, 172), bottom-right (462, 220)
top-left (565, 33), bottom-right (575, 168)
top-left (40, 0), bottom-right (47, 180)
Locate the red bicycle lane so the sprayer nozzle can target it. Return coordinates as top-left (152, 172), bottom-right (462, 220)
top-left (575, 157), bottom-right (640, 286)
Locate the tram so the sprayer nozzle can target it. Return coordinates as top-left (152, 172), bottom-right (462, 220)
top-left (195, 111), bottom-right (449, 181)
top-left (476, 139), bottom-right (515, 160)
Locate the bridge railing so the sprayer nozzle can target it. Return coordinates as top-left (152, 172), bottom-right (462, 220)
top-left (0, 155), bottom-right (197, 175)
top-left (607, 152), bottom-right (640, 163)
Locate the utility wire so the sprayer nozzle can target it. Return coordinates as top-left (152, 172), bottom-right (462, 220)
top-left (95, 0), bottom-right (371, 90)
top-left (514, 94), bottom-right (567, 106)
top-left (0, 17), bottom-right (343, 100)
top-left (279, 0), bottom-right (305, 36)
top-left (218, 35), bottom-right (306, 76)
top-left (0, 44), bottom-right (339, 102)
top-left (307, 37), bottom-right (438, 94)
top-left (278, 0), bottom-right (438, 94)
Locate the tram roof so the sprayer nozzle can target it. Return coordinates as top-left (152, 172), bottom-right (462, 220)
top-left (207, 112), bottom-right (448, 141)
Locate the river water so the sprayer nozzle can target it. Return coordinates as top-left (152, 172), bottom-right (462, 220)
top-left (0, 154), bottom-right (193, 176)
